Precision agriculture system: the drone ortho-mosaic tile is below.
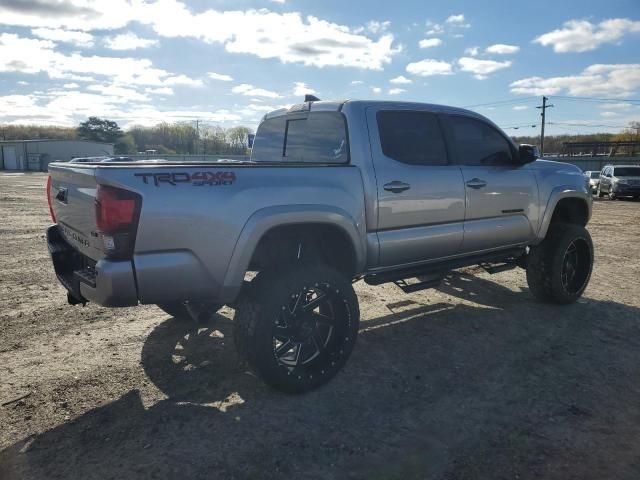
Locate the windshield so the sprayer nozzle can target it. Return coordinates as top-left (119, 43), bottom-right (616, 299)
top-left (590, 172), bottom-right (600, 179)
top-left (614, 167), bottom-right (640, 177)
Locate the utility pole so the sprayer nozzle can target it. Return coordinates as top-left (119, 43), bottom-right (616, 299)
top-left (195, 119), bottom-right (200, 155)
top-left (536, 96), bottom-right (554, 156)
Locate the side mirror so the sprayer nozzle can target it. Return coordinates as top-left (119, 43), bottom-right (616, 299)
top-left (518, 144), bottom-right (539, 164)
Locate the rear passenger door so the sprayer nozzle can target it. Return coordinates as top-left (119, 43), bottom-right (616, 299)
top-left (442, 114), bottom-right (538, 253)
top-left (367, 107), bottom-right (466, 267)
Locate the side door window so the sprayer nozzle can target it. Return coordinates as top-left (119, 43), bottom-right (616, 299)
top-left (447, 115), bottom-right (514, 166)
top-left (377, 110), bottom-right (449, 165)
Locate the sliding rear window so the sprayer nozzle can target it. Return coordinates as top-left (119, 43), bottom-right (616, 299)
top-left (251, 112), bottom-right (348, 163)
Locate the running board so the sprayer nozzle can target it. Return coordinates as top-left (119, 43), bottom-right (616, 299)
top-left (393, 275), bottom-right (443, 293)
top-left (480, 262), bottom-right (519, 275)
top-left (364, 247), bottom-right (525, 287)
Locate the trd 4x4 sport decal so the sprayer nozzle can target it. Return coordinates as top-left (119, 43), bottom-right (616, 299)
top-left (134, 171), bottom-right (236, 187)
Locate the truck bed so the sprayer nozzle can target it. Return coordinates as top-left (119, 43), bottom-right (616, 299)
top-left (47, 161), bottom-right (367, 306)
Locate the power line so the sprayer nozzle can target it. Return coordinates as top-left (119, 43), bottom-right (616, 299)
top-left (548, 121), bottom-right (631, 129)
top-left (550, 95), bottom-right (640, 104)
top-left (462, 96), bottom-right (538, 109)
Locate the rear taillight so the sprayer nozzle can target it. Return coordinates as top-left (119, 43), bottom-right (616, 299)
top-left (95, 184), bottom-right (141, 259)
top-left (46, 175), bottom-right (56, 223)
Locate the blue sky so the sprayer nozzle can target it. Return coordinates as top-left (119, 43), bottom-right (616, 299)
top-left (0, 0), bottom-right (639, 135)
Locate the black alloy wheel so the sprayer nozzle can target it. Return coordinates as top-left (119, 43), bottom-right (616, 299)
top-left (234, 266), bottom-right (359, 393)
top-left (560, 238), bottom-right (591, 296)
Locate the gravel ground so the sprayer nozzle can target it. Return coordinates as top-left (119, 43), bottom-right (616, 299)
top-left (1, 172), bottom-right (640, 480)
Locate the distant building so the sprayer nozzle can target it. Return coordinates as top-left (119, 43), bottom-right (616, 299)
top-left (0, 139), bottom-right (114, 171)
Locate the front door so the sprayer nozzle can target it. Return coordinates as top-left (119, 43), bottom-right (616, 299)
top-left (367, 107), bottom-right (466, 268)
top-left (443, 114), bottom-right (538, 253)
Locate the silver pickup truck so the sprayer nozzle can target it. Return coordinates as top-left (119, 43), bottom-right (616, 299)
top-left (46, 99), bottom-right (594, 393)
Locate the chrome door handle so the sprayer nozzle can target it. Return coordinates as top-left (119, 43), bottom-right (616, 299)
top-left (383, 181), bottom-right (411, 193)
top-left (466, 178), bottom-right (487, 189)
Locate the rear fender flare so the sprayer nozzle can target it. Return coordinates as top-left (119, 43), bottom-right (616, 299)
top-left (220, 205), bottom-right (366, 302)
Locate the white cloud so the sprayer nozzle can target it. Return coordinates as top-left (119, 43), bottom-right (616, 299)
top-left (17, 80), bottom-right (29, 86)
top-left (513, 105), bottom-right (528, 110)
top-left (534, 18), bottom-right (640, 53)
top-left (244, 103), bottom-right (279, 112)
top-left (446, 14), bottom-right (466, 24)
top-left (0, 33), bottom-right (200, 87)
top-left (510, 64), bottom-right (640, 97)
top-left (270, 0), bottom-right (286, 3)
top-left (208, 72), bottom-right (233, 82)
top-left (0, 0), bottom-right (146, 31)
top-left (63, 82), bottom-right (79, 89)
top-left (350, 80), bottom-right (364, 85)
top-left (458, 57), bottom-right (512, 79)
top-left (485, 43), bottom-right (519, 55)
top-left (104, 33), bottom-right (158, 50)
top-left (419, 38), bottom-right (442, 48)
top-left (293, 82), bottom-right (316, 96)
top-left (31, 27), bottom-right (94, 47)
top-left (388, 88), bottom-right (405, 95)
top-left (232, 83), bottom-right (282, 98)
top-left (600, 111), bottom-right (619, 117)
top-left (406, 59), bottom-right (453, 76)
top-left (164, 75), bottom-right (203, 87)
top-left (87, 84), bottom-right (150, 102)
top-left (390, 75), bottom-right (412, 84)
top-left (426, 23), bottom-right (444, 36)
top-left (145, 5), bottom-right (400, 70)
top-left (599, 102), bottom-right (634, 110)
top-left (146, 86), bottom-right (174, 95)
top-left (464, 46), bottom-right (479, 56)
top-left (0, 91), bottom-right (242, 127)
top-left (237, 102), bottom-right (286, 119)
top-left (0, 2), bottom-right (401, 70)
top-left (363, 20), bottom-right (391, 34)
top-left (372, 87), bottom-right (382, 94)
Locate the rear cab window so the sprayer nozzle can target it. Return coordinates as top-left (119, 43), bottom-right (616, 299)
top-left (251, 111), bottom-right (348, 163)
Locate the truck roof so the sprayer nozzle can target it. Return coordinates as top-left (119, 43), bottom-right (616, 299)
top-left (263, 99), bottom-right (495, 129)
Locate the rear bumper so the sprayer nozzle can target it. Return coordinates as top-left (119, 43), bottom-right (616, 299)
top-left (47, 225), bottom-right (138, 307)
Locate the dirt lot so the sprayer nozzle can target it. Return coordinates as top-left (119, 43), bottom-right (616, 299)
top-left (1, 172), bottom-right (640, 480)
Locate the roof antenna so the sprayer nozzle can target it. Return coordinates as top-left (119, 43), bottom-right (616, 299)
top-left (305, 94), bottom-right (320, 102)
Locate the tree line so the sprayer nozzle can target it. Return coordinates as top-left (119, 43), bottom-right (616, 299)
top-left (0, 117), bottom-right (254, 155)
top-left (1, 117), bottom-right (638, 156)
top-left (513, 121), bottom-right (640, 155)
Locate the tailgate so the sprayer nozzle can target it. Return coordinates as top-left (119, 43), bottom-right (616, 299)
top-left (48, 164), bottom-right (105, 261)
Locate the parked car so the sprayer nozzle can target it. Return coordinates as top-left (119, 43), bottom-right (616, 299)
top-left (46, 99), bottom-right (594, 393)
top-left (584, 170), bottom-right (600, 193)
top-left (597, 165), bottom-right (640, 200)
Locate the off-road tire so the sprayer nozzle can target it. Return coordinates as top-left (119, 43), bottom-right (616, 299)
top-left (234, 266), bottom-right (360, 393)
top-left (157, 302), bottom-right (222, 322)
top-left (526, 222), bottom-right (593, 304)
